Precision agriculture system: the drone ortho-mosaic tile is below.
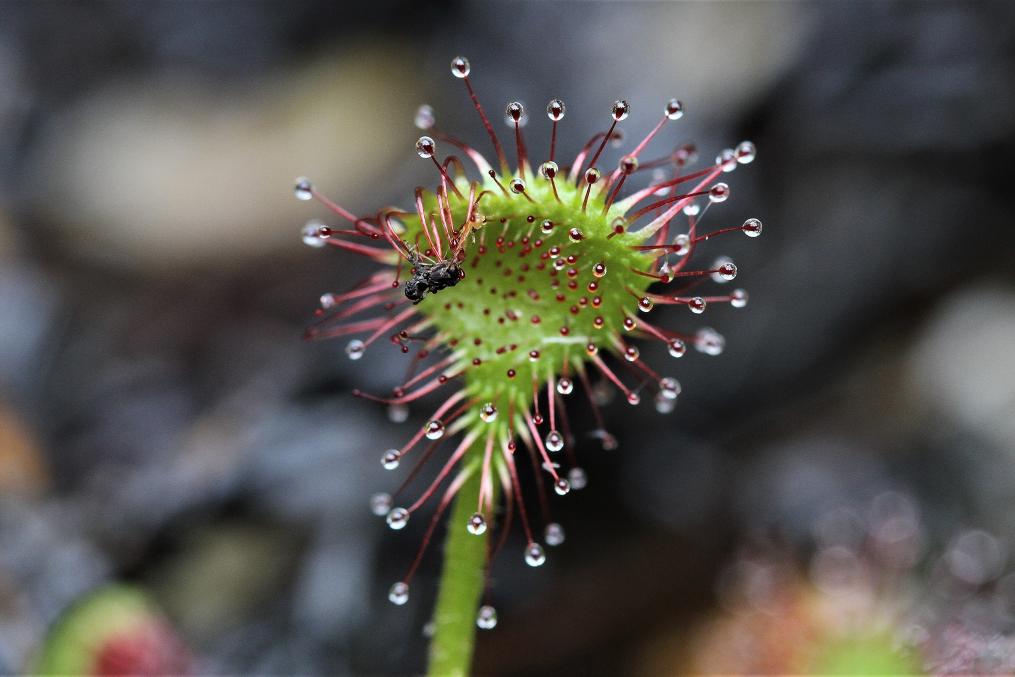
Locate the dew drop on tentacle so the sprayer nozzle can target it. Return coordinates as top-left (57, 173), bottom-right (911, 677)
top-left (695, 327), bottom-right (726, 356)
top-left (504, 101), bottom-right (528, 127)
top-left (556, 377), bottom-right (573, 395)
top-left (688, 297), bottom-right (707, 314)
top-left (624, 346), bottom-right (640, 362)
top-left (715, 148), bottom-right (737, 173)
top-left (546, 98), bottom-right (565, 121)
top-left (677, 146), bottom-right (698, 169)
top-left (302, 220), bottom-right (327, 248)
top-left (387, 403), bottom-right (409, 423)
top-left (467, 513), bottom-right (488, 535)
top-left (584, 168), bottom-right (600, 185)
top-left (370, 492), bottom-right (393, 516)
top-left (612, 100), bottom-right (631, 121)
top-left (554, 478), bottom-right (571, 495)
top-left (415, 136), bottom-right (436, 159)
top-left (545, 522), bottom-right (566, 546)
top-left (638, 297), bottom-right (653, 313)
top-left (619, 155), bottom-right (639, 174)
top-left (683, 202), bottom-right (700, 217)
top-left (381, 448), bottom-right (401, 470)
top-left (510, 177), bottom-right (526, 194)
top-left (540, 219), bottom-right (555, 235)
top-left (664, 98), bottom-right (684, 120)
top-left (709, 183), bottom-right (730, 203)
top-left (736, 140), bottom-right (756, 164)
top-left (592, 262), bottom-right (607, 278)
top-left (387, 507), bottom-right (410, 530)
top-left (568, 466), bottom-right (588, 490)
top-left (655, 392), bottom-right (675, 414)
top-left (730, 288), bottom-right (749, 308)
top-left (659, 377), bottom-right (681, 399)
top-left (568, 228), bottom-right (583, 242)
top-left (425, 420), bottom-right (445, 439)
top-left (712, 257), bottom-right (738, 283)
top-left (673, 234), bottom-right (691, 256)
top-left (476, 605), bottom-right (498, 630)
top-left (450, 56), bottom-right (470, 78)
top-left (480, 403), bottom-right (498, 423)
top-left (545, 430), bottom-right (564, 452)
top-left (389, 581), bottom-right (410, 605)
top-left (346, 339), bottom-right (366, 360)
top-left (525, 542), bottom-right (546, 567)
top-left (626, 392), bottom-right (641, 406)
top-left (667, 338), bottom-right (687, 358)
top-left (294, 177), bottom-right (314, 200)
top-left (540, 161), bottom-right (558, 180)
top-left (742, 217), bottom-right (763, 237)
top-left (415, 104), bottom-right (435, 130)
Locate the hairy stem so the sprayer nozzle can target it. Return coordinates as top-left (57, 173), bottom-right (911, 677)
top-left (427, 467), bottom-right (487, 677)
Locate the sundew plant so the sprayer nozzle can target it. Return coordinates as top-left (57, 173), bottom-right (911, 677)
top-left (295, 56), bottom-right (762, 675)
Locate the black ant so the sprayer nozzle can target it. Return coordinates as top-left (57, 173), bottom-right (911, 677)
top-left (403, 249), bottom-right (464, 304)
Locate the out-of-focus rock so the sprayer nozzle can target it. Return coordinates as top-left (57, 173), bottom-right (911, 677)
top-left (27, 45), bottom-right (420, 268)
top-left (906, 284), bottom-right (1015, 452)
top-left (0, 404), bottom-right (48, 497)
top-left (147, 521), bottom-right (302, 642)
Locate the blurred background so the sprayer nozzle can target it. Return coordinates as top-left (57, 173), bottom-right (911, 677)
top-left (2, 1), bottom-right (1015, 674)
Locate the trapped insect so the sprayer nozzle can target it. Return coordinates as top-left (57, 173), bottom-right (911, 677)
top-left (403, 249), bottom-right (465, 304)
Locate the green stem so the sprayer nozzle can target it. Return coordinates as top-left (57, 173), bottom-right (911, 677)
top-left (427, 468), bottom-right (487, 677)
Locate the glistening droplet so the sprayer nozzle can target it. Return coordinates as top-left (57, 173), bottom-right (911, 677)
top-left (545, 522), bottom-right (566, 546)
top-left (415, 136), bottom-right (436, 159)
top-left (370, 492), bottom-right (392, 516)
top-left (467, 513), bottom-right (487, 535)
top-left (695, 327), bottom-right (726, 356)
top-left (742, 217), bottom-right (763, 237)
top-left (415, 104), bottom-right (435, 130)
top-left (388, 581), bottom-right (409, 605)
top-left (346, 339), bottom-right (365, 360)
top-left (612, 100), bottom-right (630, 121)
top-left (381, 449), bottom-right (401, 470)
top-left (294, 177), bottom-right (313, 200)
top-left (425, 420), bottom-right (445, 439)
top-left (386, 507), bottom-right (409, 530)
top-left (476, 605), bottom-right (498, 630)
top-left (450, 56), bottom-right (470, 78)
top-left (736, 140), bottom-right (756, 164)
top-left (546, 98), bottom-right (565, 121)
top-left (712, 257), bottom-right (737, 283)
top-left (525, 542), bottom-right (546, 567)
top-left (302, 220), bottom-right (327, 248)
top-left (665, 98), bottom-right (684, 120)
